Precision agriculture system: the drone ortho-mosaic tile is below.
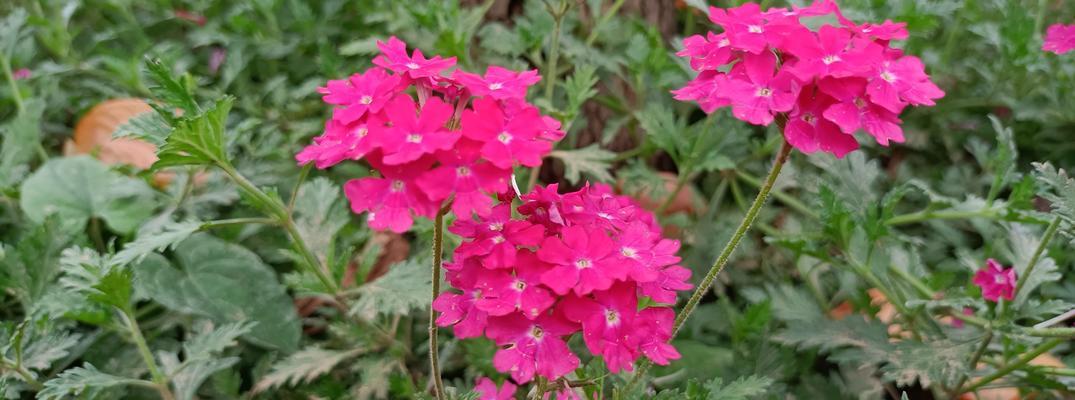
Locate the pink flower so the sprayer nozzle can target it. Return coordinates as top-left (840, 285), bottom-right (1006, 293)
top-left (12, 68), bottom-right (31, 80)
top-left (708, 3), bottom-right (795, 54)
top-left (819, 77), bottom-right (904, 145)
top-left (452, 204), bottom-right (546, 269)
top-left (784, 91), bottom-right (858, 157)
top-left (296, 117), bottom-right (381, 169)
top-left (461, 98), bottom-right (550, 169)
top-left (972, 258), bottom-right (1016, 302)
top-left (562, 283), bottom-right (641, 373)
top-left (487, 313), bottom-right (580, 383)
top-left (343, 157), bottom-right (438, 233)
top-left (434, 260), bottom-right (502, 338)
top-left (865, 55), bottom-right (945, 113)
top-left (208, 48), bottom-right (226, 75)
top-left (783, 25), bottom-right (860, 80)
top-left (671, 71), bottom-right (731, 113)
top-left (416, 139), bottom-right (509, 217)
top-left (677, 32), bottom-right (736, 72)
top-left (1043, 23), bottom-right (1075, 55)
top-left (477, 250), bottom-right (557, 319)
top-left (319, 67), bottom-right (401, 124)
top-left (640, 264), bottom-right (693, 304)
top-left (373, 36), bottom-right (456, 80)
top-left (454, 66), bottom-right (541, 100)
top-left (537, 225), bottom-right (625, 296)
top-left (632, 307), bottom-right (680, 365)
top-left (475, 377), bottom-right (516, 400)
top-left (374, 95), bottom-right (458, 165)
top-left (722, 52), bottom-right (799, 125)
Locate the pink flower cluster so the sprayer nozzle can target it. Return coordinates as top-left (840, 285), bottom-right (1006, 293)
top-left (298, 37), bottom-right (564, 232)
top-left (673, 0), bottom-right (944, 158)
top-left (972, 258), bottom-right (1016, 302)
top-left (1043, 23), bottom-right (1075, 54)
top-left (434, 184), bottom-right (691, 384)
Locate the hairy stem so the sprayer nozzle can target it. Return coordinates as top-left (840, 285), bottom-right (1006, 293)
top-left (1, 358), bottom-right (43, 391)
top-left (428, 209), bottom-right (447, 400)
top-left (962, 338), bottom-right (1063, 392)
top-left (626, 138), bottom-right (793, 391)
top-left (120, 306), bottom-right (174, 400)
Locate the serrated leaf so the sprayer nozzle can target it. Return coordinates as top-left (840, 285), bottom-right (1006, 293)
top-left (58, 247), bottom-right (132, 309)
top-left (111, 220), bottom-right (203, 267)
top-left (350, 258), bottom-right (431, 320)
top-left (0, 9), bottom-right (27, 55)
top-left (38, 364), bottom-right (146, 399)
top-left (111, 110), bottom-right (171, 147)
top-left (293, 177), bottom-right (349, 259)
top-left (182, 321), bottom-right (255, 360)
top-left (152, 97), bottom-right (232, 170)
top-left (19, 156), bottom-right (157, 234)
top-left (252, 347), bottom-right (363, 393)
top-left (563, 65), bottom-right (598, 123)
top-left (1009, 224), bottom-right (1061, 308)
top-left (145, 58), bottom-right (200, 116)
top-left (134, 234), bottom-right (300, 351)
top-left (20, 331), bottom-right (81, 371)
top-left (0, 218), bottom-right (74, 307)
top-left (773, 316), bottom-right (891, 365)
top-left (705, 375), bottom-right (773, 400)
top-left (1033, 162), bottom-right (1075, 237)
top-left (0, 99), bottom-right (44, 188)
top-left (879, 339), bottom-right (973, 388)
top-left (159, 351), bottom-right (239, 400)
top-left (637, 103), bottom-right (688, 163)
top-left (550, 144), bottom-right (616, 184)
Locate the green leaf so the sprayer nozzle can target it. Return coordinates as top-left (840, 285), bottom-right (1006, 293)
top-left (773, 316), bottom-right (891, 365)
top-left (1033, 162), bottom-right (1075, 238)
top-left (134, 234), bottom-right (300, 351)
top-left (0, 8), bottom-right (28, 55)
top-left (182, 321), bottom-right (255, 360)
top-left (0, 99), bottom-right (44, 188)
top-left (637, 103), bottom-right (688, 163)
top-left (349, 258), bottom-right (431, 320)
top-left (152, 97), bottom-right (233, 170)
top-left (1009, 224), bottom-right (1060, 308)
top-left (111, 220), bottom-right (203, 267)
top-left (252, 347), bottom-right (363, 393)
top-left (20, 330), bottom-right (81, 371)
top-left (145, 58), bottom-right (200, 116)
top-left (19, 156), bottom-right (157, 234)
top-left (563, 64), bottom-right (599, 124)
top-left (0, 218), bottom-right (74, 306)
top-left (550, 144), bottom-right (616, 184)
top-left (165, 355), bottom-right (239, 400)
top-left (878, 339), bottom-right (973, 388)
top-left (705, 375), bottom-right (774, 400)
top-left (293, 177), bottom-right (349, 259)
top-left (58, 247), bottom-right (132, 309)
top-left (338, 37), bottom-right (379, 56)
top-left (38, 364), bottom-right (146, 399)
top-left (111, 110), bottom-right (172, 147)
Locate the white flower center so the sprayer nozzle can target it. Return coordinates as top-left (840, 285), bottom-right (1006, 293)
top-left (748, 25), bottom-right (763, 33)
top-left (755, 87), bottom-right (773, 97)
top-left (994, 274), bottom-right (1007, 284)
top-left (513, 280), bottom-right (527, 291)
top-left (405, 62), bottom-right (420, 69)
top-left (497, 132), bottom-right (513, 144)
top-left (390, 180), bottom-right (405, 192)
top-left (597, 212), bottom-right (613, 220)
top-left (488, 82), bottom-right (503, 90)
top-left (354, 127), bottom-right (369, 138)
top-left (456, 166), bottom-right (471, 176)
top-left (406, 133), bottom-right (423, 143)
top-left (853, 97), bottom-right (867, 108)
top-left (605, 309), bottom-right (620, 325)
top-left (488, 222), bottom-right (503, 231)
top-left (822, 55), bottom-right (841, 65)
top-left (529, 326), bottom-right (544, 339)
top-left (880, 70), bottom-right (897, 83)
top-left (359, 95), bottom-right (373, 105)
top-left (718, 38), bottom-right (730, 47)
top-left (575, 259), bottom-right (592, 269)
top-left (802, 112), bottom-right (816, 124)
top-left (491, 235), bottom-right (506, 244)
top-left (621, 247), bottom-right (638, 259)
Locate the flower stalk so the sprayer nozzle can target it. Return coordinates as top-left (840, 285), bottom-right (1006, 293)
top-left (428, 208), bottom-right (447, 400)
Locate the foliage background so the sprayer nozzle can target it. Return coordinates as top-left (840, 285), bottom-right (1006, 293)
top-left (1, 0), bottom-right (1075, 399)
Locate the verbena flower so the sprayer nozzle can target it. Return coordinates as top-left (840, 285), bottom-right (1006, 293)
top-left (434, 184), bottom-right (691, 383)
top-left (972, 258), bottom-right (1016, 302)
top-left (299, 37), bottom-right (562, 232)
top-left (475, 377), bottom-right (516, 400)
top-left (1043, 23), bottom-right (1075, 55)
top-left (674, 0), bottom-right (944, 157)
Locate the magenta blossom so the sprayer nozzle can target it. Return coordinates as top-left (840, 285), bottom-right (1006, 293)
top-left (319, 67), bottom-right (400, 124)
top-left (674, 0), bottom-right (943, 157)
top-left (454, 66), bottom-right (541, 100)
top-left (373, 36), bottom-right (456, 80)
top-left (972, 258), bottom-right (1016, 302)
top-left (343, 157), bottom-right (438, 233)
top-left (537, 225), bottom-right (625, 296)
top-left (12, 68), bottom-right (31, 80)
top-left (487, 312), bottom-right (580, 383)
top-left (475, 377), bottom-right (516, 400)
top-left (461, 98), bottom-right (550, 169)
top-left (1043, 23), bottom-right (1075, 55)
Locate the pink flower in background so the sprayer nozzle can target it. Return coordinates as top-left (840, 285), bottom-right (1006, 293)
top-left (475, 377), bottom-right (516, 400)
top-left (673, 0), bottom-right (943, 157)
top-left (12, 68), bottom-right (31, 80)
top-left (972, 258), bottom-right (1017, 302)
top-left (208, 48), bottom-right (226, 75)
top-left (1043, 23), bottom-right (1075, 54)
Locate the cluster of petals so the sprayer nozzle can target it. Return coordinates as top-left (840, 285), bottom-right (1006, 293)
top-left (1043, 23), bottom-right (1075, 54)
top-left (297, 37), bottom-right (564, 232)
top-left (434, 184), bottom-right (692, 385)
top-left (673, 0), bottom-right (944, 157)
top-left (972, 258), bottom-right (1016, 302)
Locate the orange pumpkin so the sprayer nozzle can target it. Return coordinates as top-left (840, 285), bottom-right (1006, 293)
top-left (65, 98), bottom-right (160, 170)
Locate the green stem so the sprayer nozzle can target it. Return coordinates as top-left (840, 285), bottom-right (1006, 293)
top-left (543, 1), bottom-right (566, 103)
top-left (0, 55), bottom-right (25, 114)
top-left (885, 208), bottom-right (1000, 226)
top-left (199, 218), bottom-right (279, 230)
top-left (288, 164), bottom-right (312, 214)
top-left (1012, 216), bottom-right (1061, 301)
top-left (1040, 367), bottom-right (1075, 377)
top-left (1034, 0), bottom-right (1048, 38)
top-left (428, 209), bottom-right (447, 400)
top-left (1, 358), bottom-right (44, 391)
top-left (120, 306), bottom-right (174, 400)
top-left (888, 264), bottom-right (934, 299)
top-left (951, 330), bottom-right (993, 397)
top-left (626, 139), bottom-right (793, 392)
top-left (962, 338), bottom-right (1064, 393)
